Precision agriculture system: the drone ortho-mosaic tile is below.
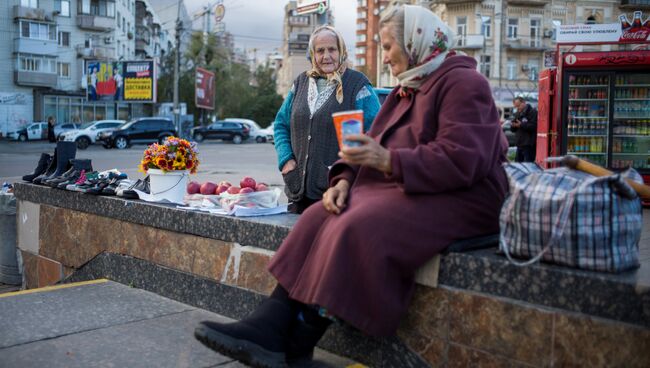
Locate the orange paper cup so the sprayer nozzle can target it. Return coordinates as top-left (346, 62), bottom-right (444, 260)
top-left (332, 110), bottom-right (364, 150)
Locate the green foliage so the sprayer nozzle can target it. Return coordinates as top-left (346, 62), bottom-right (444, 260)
top-left (157, 31), bottom-right (283, 128)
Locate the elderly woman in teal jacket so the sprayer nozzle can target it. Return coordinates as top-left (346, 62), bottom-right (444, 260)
top-left (274, 25), bottom-right (380, 214)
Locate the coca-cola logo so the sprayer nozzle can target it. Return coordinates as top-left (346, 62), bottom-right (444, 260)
top-left (620, 29), bottom-right (650, 42)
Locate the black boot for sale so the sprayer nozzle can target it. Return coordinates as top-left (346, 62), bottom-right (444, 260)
top-left (194, 285), bottom-right (297, 368)
top-left (32, 149), bottom-right (58, 184)
top-left (285, 305), bottom-right (333, 364)
top-left (33, 142), bottom-right (76, 185)
top-left (22, 153), bottom-right (52, 182)
top-left (45, 159), bottom-right (93, 188)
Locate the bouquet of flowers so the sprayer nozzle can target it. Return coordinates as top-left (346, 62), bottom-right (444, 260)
top-left (139, 136), bottom-right (199, 174)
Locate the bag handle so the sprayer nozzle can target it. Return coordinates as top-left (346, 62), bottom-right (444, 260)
top-left (499, 175), bottom-right (599, 267)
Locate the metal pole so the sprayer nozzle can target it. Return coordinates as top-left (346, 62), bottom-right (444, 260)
top-left (173, 1), bottom-right (182, 137)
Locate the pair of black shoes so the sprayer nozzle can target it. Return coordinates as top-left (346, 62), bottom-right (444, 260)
top-left (23, 141), bottom-right (78, 185)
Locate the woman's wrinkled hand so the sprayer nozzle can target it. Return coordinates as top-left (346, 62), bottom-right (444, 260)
top-left (281, 159), bottom-right (297, 175)
top-left (322, 179), bottom-right (350, 215)
top-left (338, 134), bottom-right (392, 174)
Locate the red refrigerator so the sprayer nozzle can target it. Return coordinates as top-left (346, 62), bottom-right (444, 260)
top-left (538, 50), bottom-right (650, 185)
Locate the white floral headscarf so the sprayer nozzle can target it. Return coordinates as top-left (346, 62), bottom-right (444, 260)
top-left (306, 26), bottom-right (348, 104)
top-left (397, 5), bottom-right (456, 93)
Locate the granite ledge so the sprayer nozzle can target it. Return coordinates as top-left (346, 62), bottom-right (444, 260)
top-left (14, 182), bottom-right (650, 328)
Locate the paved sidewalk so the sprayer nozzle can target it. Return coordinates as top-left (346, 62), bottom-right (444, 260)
top-left (0, 280), bottom-right (355, 368)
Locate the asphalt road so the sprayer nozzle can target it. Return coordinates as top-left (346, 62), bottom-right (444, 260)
top-left (0, 139), bottom-right (287, 201)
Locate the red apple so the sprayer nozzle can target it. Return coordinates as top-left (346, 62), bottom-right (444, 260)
top-left (240, 176), bottom-right (256, 189)
top-left (215, 184), bottom-right (230, 195)
top-left (200, 182), bottom-right (217, 195)
top-left (227, 186), bottom-right (241, 194)
top-left (187, 181), bottom-right (201, 194)
top-left (218, 181), bottom-right (232, 188)
top-left (255, 183), bottom-right (269, 192)
top-left (240, 187), bottom-right (254, 194)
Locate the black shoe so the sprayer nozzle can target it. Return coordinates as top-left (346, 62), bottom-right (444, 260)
top-left (23, 153), bottom-right (52, 182)
top-left (101, 177), bottom-right (128, 196)
top-left (194, 285), bottom-right (296, 368)
top-left (47, 159), bottom-right (93, 188)
top-left (32, 148), bottom-right (58, 184)
top-left (118, 176), bottom-right (150, 199)
top-left (33, 142), bottom-right (76, 185)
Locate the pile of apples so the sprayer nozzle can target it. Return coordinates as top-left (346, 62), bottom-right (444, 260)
top-left (187, 176), bottom-right (269, 195)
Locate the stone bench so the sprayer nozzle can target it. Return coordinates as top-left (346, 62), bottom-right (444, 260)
top-left (13, 183), bottom-right (650, 367)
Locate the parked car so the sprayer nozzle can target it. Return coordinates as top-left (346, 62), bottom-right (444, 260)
top-left (374, 87), bottom-right (393, 104)
top-left (224, 118), bottom-right (267, 143)
top-left (259, 122), bottom-right (274, 144)
top-left (60, 120), bottom-right (125, 149)
top-left (54, 123), bottom-right (82, 140)
top-left (6, 122), bottom-right (48, 141)
top-left (191, 121), bottom-right (250, 144)
top-left (99, 117), bottom-right (176, 149)
top-left (501, 120), bottom-right (517, 147)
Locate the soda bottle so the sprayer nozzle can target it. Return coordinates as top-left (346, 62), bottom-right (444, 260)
top-left (632, 11), bottom-right (643, 30)
top-left (620, 14), bottom-right (632, 31)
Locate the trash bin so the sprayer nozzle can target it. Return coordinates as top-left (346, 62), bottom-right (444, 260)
top-left (0, 193), bottom-right (21, 285)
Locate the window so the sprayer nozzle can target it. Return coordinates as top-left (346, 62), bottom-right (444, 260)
top-left (20, 21), bottom-right (56, 41)
top-left (358, 0), bottom-right (367, 7)
top-left (480, 55), bottom-right (491, 78)
top-left (122, 44), bottom-right (125, 56)
top-left (507, 58), bottom-right (517, 80)
top-left (117, 40), bottom-right (121, 56)
top-left (527, 58), bottom-right (540, 81)
top-left (55, 0), bottom-right (70, 16)
top-left (456, 17), bottom-right (467, 46)
top-left (357, 22), bottom-right (366, 31)
top-left (357, 11), bottom-right (365, 19)
top-left (357, 57), bottom-right (366, 66)
top-left (21, 0), bottom-right (38, 8)
top-left (79, 0), bottom-right (115, 17)
top-left (552, 20), bottom-right (561, 41)
top-left (356, 46), bottom-right (366, 55)
top-left (58, 31), bottom-right (70, 46)
top-left (530, 19), bottom-right (541, 47)
top-left (57, 62), bottom-right (70, 78)
top-left (481, 16), bottom-right (491, 39)
top-left (122, 17), bottom-right (126, 32)
top-left (18, 54), bottom-right (56, 73)
top-left (508, 18), bottom-right (518, 39)
top-left (357, 33), bottom-right (366, 42)
top-left (117, 12), bottom-right (121, 26)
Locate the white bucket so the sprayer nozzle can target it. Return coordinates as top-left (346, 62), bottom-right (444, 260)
top-left (148, 169), bottom-right (189, 204)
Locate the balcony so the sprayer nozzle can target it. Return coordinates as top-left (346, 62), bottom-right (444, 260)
top-left (75, 45), bottom-right (115, 59)
top-left (14, 38), bottom-right (57, 56)
top-left (13, 5), bottom-right (51, 21)
top-left (455, 34), bottom-right (485, 50)
top-left (620, 0), bottom-right (650, 9)
top-left (505, 36), bottom-right (547, 51)
top-left (434, 0), bottom-right (482, 4)
top-left (76, 14), bottom-right (114, 31)
top-left (14, 71), bottom-right (57, 88)
top-left (507, 0), bottom-right (550, 6)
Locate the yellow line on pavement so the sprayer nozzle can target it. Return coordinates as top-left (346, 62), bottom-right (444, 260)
top-left (0, 279), bottom-right (109, 298)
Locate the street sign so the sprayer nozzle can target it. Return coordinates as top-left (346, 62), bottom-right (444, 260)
top-left (214, 22), bottom-right (225, 35)
top-left (214, 4), bottom-right (225, 22)
top-left (296, 0), bottom-right (328, 16)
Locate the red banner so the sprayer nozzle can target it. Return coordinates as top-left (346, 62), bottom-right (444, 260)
top-left (195, 67), bottom-right (215, 110)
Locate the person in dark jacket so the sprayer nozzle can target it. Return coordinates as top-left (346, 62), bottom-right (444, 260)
top-left (47, 116), bottom-right (56, 143)
top-left (273, 25), bottom-right (380, 214)
top-left (194, 6), bottom-right (508, 368)
top-left (510, 96), bottom-right (538, 162)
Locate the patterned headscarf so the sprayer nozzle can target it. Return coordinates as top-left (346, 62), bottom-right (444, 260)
top-left (396, 5), bottom-right (456, 94)
top-left (306, 26), bottom-right (348, 104)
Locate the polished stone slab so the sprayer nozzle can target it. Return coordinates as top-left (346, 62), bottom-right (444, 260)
top-left (14, 183), bottom-right (650, 328)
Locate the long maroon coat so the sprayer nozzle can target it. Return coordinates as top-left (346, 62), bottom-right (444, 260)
top-left (268, 56), bottom-right (508, 336)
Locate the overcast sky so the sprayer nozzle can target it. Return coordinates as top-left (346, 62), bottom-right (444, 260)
top-left (183, 0), bottom-right (357, 57)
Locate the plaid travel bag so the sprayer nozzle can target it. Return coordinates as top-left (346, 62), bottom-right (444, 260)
top-left (499, 163), bottom-right (642, 273)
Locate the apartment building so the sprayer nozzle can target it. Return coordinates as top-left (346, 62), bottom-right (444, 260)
top-left (373, 1), bottom-right (641, 111)
top-left (276, 1), bottom-right (334, 97)
top-left (0, 0), bottom-right (178, 136)
top-left (355, 0), bottom-right (390, 86)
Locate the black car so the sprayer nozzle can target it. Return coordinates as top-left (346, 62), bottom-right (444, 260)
top-left (191, 121), bottom-right (250, 144)
top-left (99, 117), bottom-right (176, 149)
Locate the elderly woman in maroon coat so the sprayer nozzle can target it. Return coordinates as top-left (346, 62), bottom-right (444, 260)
top-left (195, 5), bottom-right (508, 367)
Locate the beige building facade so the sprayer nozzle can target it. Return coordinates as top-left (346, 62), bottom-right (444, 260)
top-left (371, 1), bottom-right (644, 111)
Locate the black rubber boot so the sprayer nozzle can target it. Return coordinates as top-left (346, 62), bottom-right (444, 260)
top-left (285, 306), bottom-right (332, 364)
top-left (32, 148), bottom-right (58, 184)
top-left (33, 142), bottom-right (76, 185)
top-left (22, 153), bottom-right (52, 182)
top-left (194, 285), bottom-right (297, 368)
